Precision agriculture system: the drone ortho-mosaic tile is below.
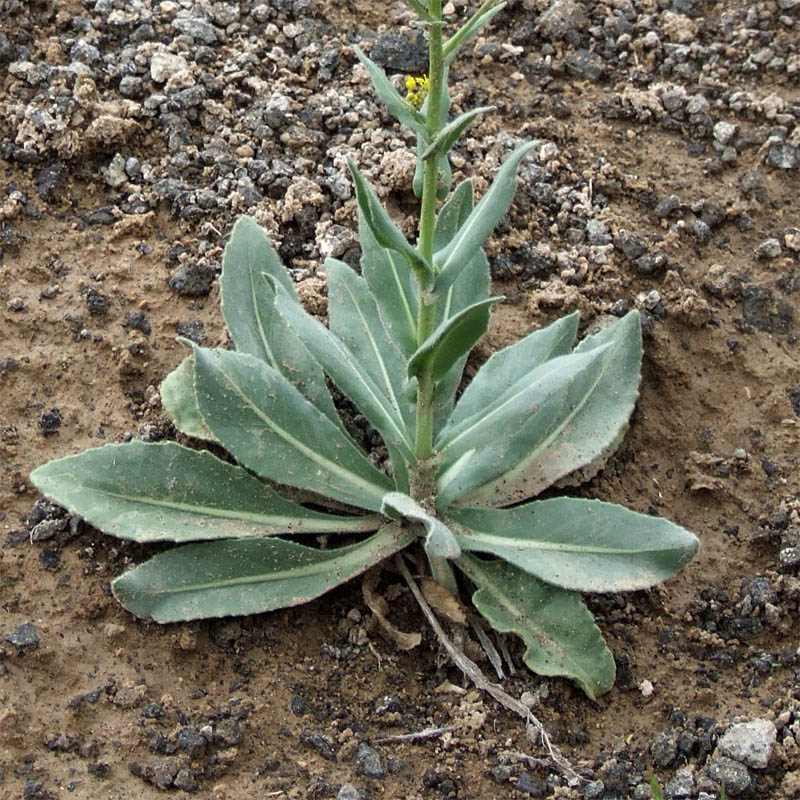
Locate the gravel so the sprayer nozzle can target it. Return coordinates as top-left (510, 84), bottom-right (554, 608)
top-left (716, 719), bottom-right (777, 769)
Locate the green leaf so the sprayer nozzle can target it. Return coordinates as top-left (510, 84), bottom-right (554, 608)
top-left (352, 45), bottom-right (426, 135)
top-left (220, 219), bottom-right (343, 427)
top-left (30, 442), bottom-right (381, 543)
top-left (327, 258), bottom-right (415, 433)
top-left (348, 158), bottom-right (433, 285)
top-left (456, 553), bottom-right (615, 700)
top-left (444, 311), bottom-right (578, 432)
top-left (408, 297), bottom-right (502, 383)
top-left (193, 346), bottom-right (393, 511)
top-left (443, 0), bottom-right (506, 67)
top-left (359, 206), bottom-right (419, 358)
top-left (449, 497), bottom-right (700, 592)
top-left (113, 523), bottom-right (414, 622)
top-left (459, 311), bottom-right (643, 507)
top-left (430, 180), bottom-right (491, 432)
top-left (160, 356), bottom-right (217, 441)
top-left (433, 141), bottom-right (535, 297)
top-left (422, 106), bottom-right (495, 161)
top-left (273, 287), bottom-right (416, 461)
top-left (435, 345), bottom-right (610, 508)
top-left (381, 492), bottom-right (461, 559)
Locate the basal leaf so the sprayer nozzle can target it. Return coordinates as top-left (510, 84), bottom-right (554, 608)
top-left (160, 356), bottom-right (217, 441)
top-left (273, 287), bottom-right (416, 461)
top-left (30, 441), bottom-right (381, 543)
top-left (381, 491), bottom-right (461, 559)
top-left (433, 141), bottom-right (535, 296)
top-left (435, 346), bottom-right (610, 508)
top-left (460, 311), bottom-right (643, 506)
top-left (349, 158), bottom-right (433, 285)
top-left (359, 206), bottom-right (419, 358)
top-left (113, 523), bottom-right (414, 622)
top-left (352, 45), bottom-right (426, 135)
top-left (220, 221), bottom-right (343, 427)
top-left (327, 258), bottom-right (415, 433)
top-left (449, 497), bottom-right (700, 592)
top-left (444, 311), bottom-right (579, 432)
top-left (456, 553), bottom-right (615, 699)
top-left (193, 346), bottom-right (393, 511)
top-left (221, 215), bottom-right (298, 306)
top-left (408, 297), bottom-right (502, 383)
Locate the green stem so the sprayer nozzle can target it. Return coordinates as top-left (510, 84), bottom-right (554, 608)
top-left (413, 0), bottom-right (444, 464)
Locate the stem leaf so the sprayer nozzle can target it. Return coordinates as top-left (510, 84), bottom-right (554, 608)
top-left (160, 356), bottom-right (217, 442)
top-left (408, 297), bottom-right (502, 383)
top-left (352, 45), bottom-right (427, 135)
top-left (433, 141), bottom-right (534, 296)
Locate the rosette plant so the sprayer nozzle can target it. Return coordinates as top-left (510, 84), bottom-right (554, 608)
top-left (31, 0), bottom-right (698, 698)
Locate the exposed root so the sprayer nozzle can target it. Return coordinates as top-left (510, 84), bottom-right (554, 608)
top-left (395, 554), bottom-right (578, 781)
top-left (372, 726), bottom-right (454, 744)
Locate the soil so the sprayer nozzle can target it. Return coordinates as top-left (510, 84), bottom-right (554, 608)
top-left (1, 0), bottom-right (800, 798)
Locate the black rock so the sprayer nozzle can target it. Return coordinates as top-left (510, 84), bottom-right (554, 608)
top-left (84, 206), bottom-right (117, 225)
top-left (168, 261), bottom-right (217, 297)
top-left (614, 230), bottom-right (648, 261)
top-left (34, 162), bottom-right (68, 202)
top-left (706, 757), bottom-right (752, 794)
top-left (789, 387), bottom-right (800, 417)
top-left (38, 408), bottom-right (62, 434)
top-left (177, 727), bottom-right (207, 758)
top-left (370, 31), bottom-right (428, 73)
top-left (300, 732), bottom-right (337, 761)
top-left (175, 319), bottom-right (205, 343)
top-left (124, 310), bottom-right (151, 335)
top-left (290, 695), bottom-right (307, 716)
top-left (23, 779), bottom-right (52, 799)
top-left (86, 288), bottom-right (108, 315)
top-left (354, 742), bottom-right (384, 778)
top-left (651, 728), bottom-right (679, 768)
top-left (6, 622), bottom-right (39, 649)
top-left (566, 48), bottom-right (607, 81)
top-left (767, 142), bottom-right (798, 170)
top-left (517, 771), bottom-right (548, 796)
top-left (213, 717), bottom-right (242, 746)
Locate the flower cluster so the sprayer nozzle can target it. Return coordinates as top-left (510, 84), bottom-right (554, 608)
top-left (405, 74), bottom-right (430, 109)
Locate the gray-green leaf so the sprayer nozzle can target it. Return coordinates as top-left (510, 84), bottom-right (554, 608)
top-left (327, 258), bottom-right (415, 433)
top-left (435, 345), bottom-right (610, 508)
top-left (456, 553), bottom-right (616, 699)
top-left (381, 491), bottom-right (461, 559)
top-left (359, 206), bottom-right (419, 358)
top-left (449, 497), bottom-right (700, 592)
top-left (460, 311), bottom-right (643, 506)
top-left (422, 106), bottom-right (495, 161)
top-left (444, 311), bottom-right (578, 432)
top-left (349, 158), bottom-right (432, 285)
top-left (113, 523), bottom-right (414, 622)
top-left (273, 287), bottom-right (416, 461)
top-left (408, 297), bottom-right (502, 383)
top-left (352, 45), bottom-right (427, 135)
top-left (443, 0), bottom-right (506, 67)
top-left (160, 356), bottom-right (217, 441)
top-left (30, 441), bottom-right (381, 543)
top-left (433, 141), bottom-right (535, 296)
top-left (193, 346), bottom-right (393, 511)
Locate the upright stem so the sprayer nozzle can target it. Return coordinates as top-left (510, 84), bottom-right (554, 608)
top-left (413, 0), bottom-right (444, 465)
top-left (412, 1), bottom-right (459, 595)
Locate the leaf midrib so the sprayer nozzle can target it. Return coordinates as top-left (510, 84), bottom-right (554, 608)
top-left (212, 355), bottom-right (389, 505)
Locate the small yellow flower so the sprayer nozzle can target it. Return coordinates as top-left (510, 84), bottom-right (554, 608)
top-left (405, 74), bottom-right (430, 109)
